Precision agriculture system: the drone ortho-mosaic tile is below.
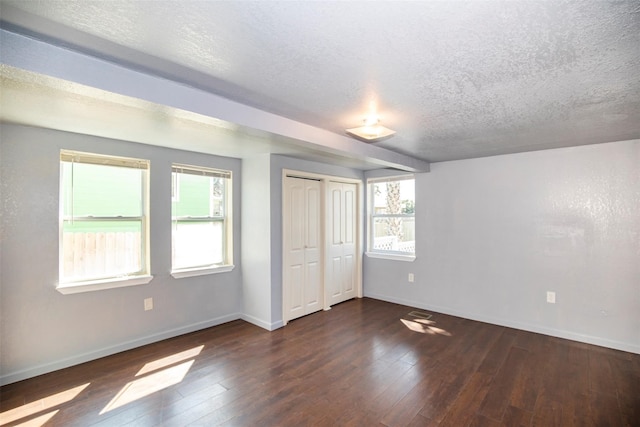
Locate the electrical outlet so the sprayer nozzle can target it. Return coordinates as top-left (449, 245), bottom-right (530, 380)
top-left (546, 291), bottom-right (556, 304)
top-left (408, 273), bottom-right (415, 283)
top-left (144, 297), bottom-right (153, 311)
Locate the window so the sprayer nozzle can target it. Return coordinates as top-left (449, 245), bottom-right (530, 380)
top-left (368, 176), bottom-right (415, 259)
top-left (59, 150), bottom-right (151, 293)
top-left (171, 164), bottom-right (233, 276)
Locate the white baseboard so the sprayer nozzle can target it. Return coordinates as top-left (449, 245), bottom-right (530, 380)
top-left (241, 313), bottom-right (284, 331)
top-left (0, 312), bottom-right (242, 386)
top-left (364, 292), bottom-right (640, 355)
top-left (7, 294), bottom-right (635, 386)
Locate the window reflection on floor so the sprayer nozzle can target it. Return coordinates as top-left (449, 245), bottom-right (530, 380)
top-left (401, 317), bottom-right (452, 336)
top-left (100, 345), bottom-right (204, 414)
top-left (0, 383), bottom-right (89, 426)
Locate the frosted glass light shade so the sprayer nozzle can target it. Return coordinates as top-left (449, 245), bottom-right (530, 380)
top-left (346, 124), bottom-right (396, 142)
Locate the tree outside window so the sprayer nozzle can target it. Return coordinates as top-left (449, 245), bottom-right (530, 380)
top-left (369, 177), bottom-right (415, 255)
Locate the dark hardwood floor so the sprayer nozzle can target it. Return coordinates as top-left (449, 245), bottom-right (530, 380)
top-left (1, 298), bottom-right (638, 426)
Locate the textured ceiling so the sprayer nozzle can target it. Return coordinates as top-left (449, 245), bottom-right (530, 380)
top-left (1, 0), bottom-right (639, 163)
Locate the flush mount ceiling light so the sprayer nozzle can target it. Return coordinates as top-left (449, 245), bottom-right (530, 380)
top-left (346, 117), bottom-right (395, 142)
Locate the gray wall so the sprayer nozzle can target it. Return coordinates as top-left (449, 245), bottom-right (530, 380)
top-left (0, 124), bottom-right (243, 384)
top-left (365, 140), bottom-right (640, 354)
top-left (3, 122), bottom-right (637, 385)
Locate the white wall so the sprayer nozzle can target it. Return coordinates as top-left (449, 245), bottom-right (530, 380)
top-left (0, 124), bottom-right (243, 384)
top-left (240, 154), bottom-right (275, 329)
top-left (365, 140), bottom-right (640, 354)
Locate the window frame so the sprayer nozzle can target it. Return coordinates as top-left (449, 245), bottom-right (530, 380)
top-left (57, 150), bottom-right (153, 294)
top-left (171, 171), bottom-right (180, 202)
top-left (170, 163), bottom-right (234, 278)
top-left (366, 175), bottom-right (416, 262)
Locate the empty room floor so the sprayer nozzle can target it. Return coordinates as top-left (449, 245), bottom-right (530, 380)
top-left (1, 298), bottom-right (638, 426)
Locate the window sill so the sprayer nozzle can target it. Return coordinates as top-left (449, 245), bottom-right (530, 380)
top-left (57, 275), bottom-right (154, 295)
top-left (171, 265), bottom-right (235, 279)
top-left (365, 252), bottom-right (416, 262)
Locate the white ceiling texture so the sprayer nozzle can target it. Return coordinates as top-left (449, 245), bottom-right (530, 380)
top-left (1, 1), bottom-right (639, 171)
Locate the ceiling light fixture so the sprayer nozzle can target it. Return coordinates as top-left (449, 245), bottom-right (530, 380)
top-left (346, 116), bottom-right (395, 142)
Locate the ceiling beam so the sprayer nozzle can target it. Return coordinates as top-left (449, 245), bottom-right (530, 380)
top-left (0, 29), bottom-right (430, 172)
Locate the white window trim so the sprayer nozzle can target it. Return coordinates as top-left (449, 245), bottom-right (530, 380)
top-left (172, 172), bottom-right (180, 202)
top-left (365, 252), bottom-right (416, 262)
top-left (58, 150), bottom-right (151, 293)
top-left (56, 275), bottom-right (154, 295)
top-left (367, 174), bottom-right (416, 260)
top-left (170, 265), bottom-right (235, 279)
top-left (171, 164), bottom-right (233, 276)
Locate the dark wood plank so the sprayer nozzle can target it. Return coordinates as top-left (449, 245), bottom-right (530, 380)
top-left (1, 298), bottom-right (638, 427)
top-left (608, 354), bottom-right (640, 426)
top-left (589, 348), bottom-right (617, 395)
top-left (588, 390), bottom-right (624, 427)
top-left (468, 413), bottom-right (503, 427)
top-left (380, 377), bottom-right (441, 427)
top-left (361, 363), bottom-right (426, 420)
top-left (477, 329), bottom-right (517, 375)
top-left (531, 393), bottom-right (563, 427)
top-left (502, 405), bottom-right (533, 427)
top-left (437, 372), bottom-right (493, 427)
top-left (477, 346), bottom-right (530, 421)
top-left (406, 413), bottom-right (439, 427)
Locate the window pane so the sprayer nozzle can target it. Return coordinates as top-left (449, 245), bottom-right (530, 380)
top-left (172, 221), bottom-right (224, 269)
top-left (172, 165), bottom-right (231, 271)
top-left (211, 178), bottom-right (225, 216)
top-left (62, 162), bottom-right (143, 217)
top-left (372, 217), bottom-right (415, 253)
top-left (370, 177), bottom-right (415, 255)
top-left (61, 220), bottom-right (143, 282)
top-left (60, 151), bottom-right (148, 285)
top-left (373, 180), bottom-right (415, 215)
top-left (172, 174), bottom-right (225, 218)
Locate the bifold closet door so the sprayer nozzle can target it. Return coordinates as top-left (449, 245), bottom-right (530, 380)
top-left (283, 177), bottom-right (322, 322)
top-left (327, 181), bottom-right (357, 307)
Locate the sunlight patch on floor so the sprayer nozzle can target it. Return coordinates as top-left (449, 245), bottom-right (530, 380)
top-left (13, 410), bottom-right (58, 427)
top-left (136, 345), bottom-right (203, 376)
top-left (401, 318), bottom-right (452, 336)
top-left (0, 383), bottom-right (89, 426)
top-left (100, 359), bottom-right (194, 414)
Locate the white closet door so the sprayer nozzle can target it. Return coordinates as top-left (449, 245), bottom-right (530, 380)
top-left (283, 177), bottom-right (322, 322)
top-left (327, 181), bottom-right (357, 307)
top-left (304, 181), bottom-right (322, 314)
